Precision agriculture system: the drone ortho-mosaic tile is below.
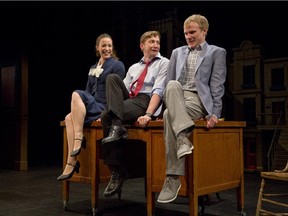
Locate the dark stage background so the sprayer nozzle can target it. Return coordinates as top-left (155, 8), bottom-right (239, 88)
top-left (0, 1), bottom-right (287, 167)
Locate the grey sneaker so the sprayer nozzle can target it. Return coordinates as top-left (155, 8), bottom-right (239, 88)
top-left (177, 135), bottom-right (194, 159)
top-left (157, 176), bottom-right (181, 203)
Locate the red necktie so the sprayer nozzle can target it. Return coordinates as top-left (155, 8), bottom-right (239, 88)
top-left (129, 61), bottom-right (150, 97)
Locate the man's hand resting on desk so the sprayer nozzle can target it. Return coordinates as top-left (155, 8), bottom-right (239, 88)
top-left (137, 115), bottom-right (151, 127)
top-left (206, 114), bottom-right (218, 128)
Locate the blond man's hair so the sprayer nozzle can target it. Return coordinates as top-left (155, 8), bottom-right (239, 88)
top-left (184, 14), bottom-right (209, 32)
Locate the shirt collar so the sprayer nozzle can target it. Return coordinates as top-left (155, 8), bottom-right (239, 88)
top-left (140, 53), bottom-right (161, 64)
top-left (188, 42), bottom-right (205, 52)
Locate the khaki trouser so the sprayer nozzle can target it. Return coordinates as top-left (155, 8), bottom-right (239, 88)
top-left (164, 80), bottom-right (206, 176)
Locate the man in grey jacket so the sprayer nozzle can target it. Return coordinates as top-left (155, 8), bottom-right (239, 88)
top-left (157, 14), bottom-right (227, 203)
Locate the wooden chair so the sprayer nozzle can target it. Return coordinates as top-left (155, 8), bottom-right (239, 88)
top-left (256, 161), bottom-right (288, 216)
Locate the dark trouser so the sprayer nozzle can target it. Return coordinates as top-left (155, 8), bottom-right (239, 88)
top-left (101, 74), bottom-right (150, 167)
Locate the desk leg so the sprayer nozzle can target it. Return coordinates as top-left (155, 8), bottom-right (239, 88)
top-left (62, 127), bottom-right (69, 211)
top-left (188, 153), bottom-right (198, 216)
top-left (91, 177), bottom-right (98, 216)
top-left (91, 172), bottom-right (98, 216)
top-left (63, 180), bottom-right (70, 210)
top-left (91, 133), bottom-right (98, 216)
top-left (237, 179), bottom-right (245, 213)
top-left (188, 193), bottom-right (198, 216)
top-left (146, 133), bottom-right (154, 216)
top-left (237, 156), bottom-right (245, 214)
top-left (146, 181), bottom-right (154, 216)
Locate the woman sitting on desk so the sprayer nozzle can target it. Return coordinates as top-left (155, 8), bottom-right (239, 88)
top-left (57, 33), bottom-right (125, 181)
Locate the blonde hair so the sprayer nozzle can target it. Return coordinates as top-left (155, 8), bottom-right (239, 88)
top-left (184, 14), bottom-right (209, 32)
top-left (140, 31), bottom-right (161, 44)
top-left (95, 33), bottom-right (119, 60)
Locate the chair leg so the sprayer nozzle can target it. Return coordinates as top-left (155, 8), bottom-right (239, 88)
top-left (256, 178), bottom-right (265, 216)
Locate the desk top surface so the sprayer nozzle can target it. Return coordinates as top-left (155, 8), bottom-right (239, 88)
top-left (60, 120), bottom-right (246, 128)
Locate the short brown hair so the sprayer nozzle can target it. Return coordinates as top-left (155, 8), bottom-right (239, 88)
top-left (140, 31), bottom-right (161, 44)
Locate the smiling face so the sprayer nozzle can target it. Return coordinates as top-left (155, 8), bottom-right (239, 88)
top-left (184, 21), bottom-right (207, 49)
top-left (140, 35), bottom-right (160, 60)
top-left (139, 31), bottom-right (161, 61)
top-left (96, 37), bottom-right (113, 60)
top-left (183, 14), bottom-right (209, 49)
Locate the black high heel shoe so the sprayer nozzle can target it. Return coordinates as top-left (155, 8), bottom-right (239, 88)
top-left (70, 136), bottom-right (86, 157)
top-left (103, 168), bottom-right (129, 199)
top-left (57, 161), bottom-right (80, 181)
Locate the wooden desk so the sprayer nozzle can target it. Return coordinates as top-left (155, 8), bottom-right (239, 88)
top-left (60, 120), bottom-right (163, 216)
top-left (60, 121), bottom-right (109, 216)
top-left (60, 120), bottom-right (246, 216)
top-left (149, 121), bottom-right (246, 216)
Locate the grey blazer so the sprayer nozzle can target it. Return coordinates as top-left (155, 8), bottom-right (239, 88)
top-left (165, 42), bottom-right (227, 118)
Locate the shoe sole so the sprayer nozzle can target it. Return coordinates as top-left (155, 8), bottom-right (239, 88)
top-left (102, 133), bottom-right (128, 145)
top-left (157, 184), bottom-right (182, 203)
top-left (177, 145), bottom-right (194, 159)
top-left (104, 189), bottom-right (122, 198)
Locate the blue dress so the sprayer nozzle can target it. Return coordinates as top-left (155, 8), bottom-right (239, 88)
top-left (75, 57), bottom-right (125, 126)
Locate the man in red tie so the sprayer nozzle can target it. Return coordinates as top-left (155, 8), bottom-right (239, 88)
top-left (100, 31), bottom-right (169, 198)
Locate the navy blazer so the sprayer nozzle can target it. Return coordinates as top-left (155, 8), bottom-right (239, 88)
top-left (86, 57), bottom-right (125, 104)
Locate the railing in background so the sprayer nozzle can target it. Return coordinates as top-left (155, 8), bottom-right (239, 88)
top-left (266, 111), bottom-right (283, 171)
